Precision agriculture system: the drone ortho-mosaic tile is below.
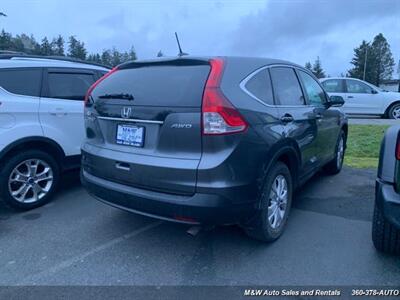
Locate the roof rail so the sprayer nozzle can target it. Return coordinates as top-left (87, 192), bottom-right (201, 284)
top-left (0, 53), bottom-right (111, 69)
top-left (0, 50), bottom-right (26, 55)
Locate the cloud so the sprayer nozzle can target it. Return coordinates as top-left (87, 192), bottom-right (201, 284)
top-left (231, 0), bottom-right (400, 56)
top-left (228, 0), bottom-right (400, 76)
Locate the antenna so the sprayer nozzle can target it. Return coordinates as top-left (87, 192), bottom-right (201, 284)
top-left (175, 32), bottom-right (188, 57)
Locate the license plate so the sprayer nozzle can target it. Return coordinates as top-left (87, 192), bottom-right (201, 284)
top-left (116, 124), bottom-right (144, 147)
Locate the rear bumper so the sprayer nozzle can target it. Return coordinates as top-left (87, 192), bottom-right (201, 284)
top-left (376, 179), bottom-right (400, 229)
top-left (81, 170), bottom-right (255, 225)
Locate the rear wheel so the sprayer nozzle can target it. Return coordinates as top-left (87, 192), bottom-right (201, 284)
top-left (244, 162), bottom-right (293, 242)
top-left (0, 150), bottom-right (60, 210)
top-left (324, 130), bottom-right (345, 175)
top-left (372, 204), bottom-right (400, 255)
top-left (388, 103), bottom-right (400, 120)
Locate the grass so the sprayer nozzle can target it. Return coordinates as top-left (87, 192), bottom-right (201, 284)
top-left (344, 125), bottom-right (390, 169)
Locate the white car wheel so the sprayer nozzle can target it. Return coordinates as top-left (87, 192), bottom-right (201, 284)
top-left (388, 103), bottom-right (400, 120)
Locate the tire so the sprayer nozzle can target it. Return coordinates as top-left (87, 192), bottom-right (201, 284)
top-left (0, 150), bottom-right (60, 210)
top-left (244, 162), bottom-right (293, 242)
top-left (387, 103), bottom-right (400, 120)
top-left (324, 130), bottom-right (345, 175)
top-left (372, 204), bottom-right (400, 255)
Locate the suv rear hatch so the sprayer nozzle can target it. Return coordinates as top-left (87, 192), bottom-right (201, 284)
top-left (84, 59), bottom-right (210, 195)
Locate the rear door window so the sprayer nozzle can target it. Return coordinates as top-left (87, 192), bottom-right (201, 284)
top-left (244, 68), bottom-right (274, 105)
top-left (92, 65), bottom-right (210, 107)
top-left (47, 72), bottom-right (96, 101)
top-left (0, 68), bottom-right (42, 97)
top-left (270, 67), bottom-right (304, 106)
top-left (321, 79), bottom-right (345, 93)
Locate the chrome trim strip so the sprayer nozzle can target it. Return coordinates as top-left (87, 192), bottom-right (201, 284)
top-left (97, 116), bottom-right (164, 124)
top-left (239, 66), bottom-right (274, 108)
top-left (239, 64), bottom-right (316, 108)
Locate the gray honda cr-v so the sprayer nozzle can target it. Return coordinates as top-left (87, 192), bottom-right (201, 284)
top-left (81, 56), bottom-right (347, 242)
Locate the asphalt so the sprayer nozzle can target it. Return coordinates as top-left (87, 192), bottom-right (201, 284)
top-left (0, 167), bottom-right (399, 288)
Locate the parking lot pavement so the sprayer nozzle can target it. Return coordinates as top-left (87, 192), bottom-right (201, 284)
top-left (0, 167), bottom-right (399, 286)
top-left (348, 117), bottom-right (399, 125)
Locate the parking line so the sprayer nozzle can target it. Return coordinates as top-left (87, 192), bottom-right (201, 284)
top-left (18, 221), bottom-right (163, 285)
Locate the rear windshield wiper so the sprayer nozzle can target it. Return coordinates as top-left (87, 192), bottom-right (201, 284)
top-left (98, 93), bottom-right (134, 100)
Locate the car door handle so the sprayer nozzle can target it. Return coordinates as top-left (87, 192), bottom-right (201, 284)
top-left (280, 114), bottom-right (294, 123)
top-left (315, 113), bottom-right (323, 119)
top-left (115, 162), bottom-right (130, 171)
top-left (347, 96), bottom-right (354, 99)
top-left (50, 108), bottom-right (67, 116)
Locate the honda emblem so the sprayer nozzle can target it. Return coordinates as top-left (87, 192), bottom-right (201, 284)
top-left (121, 107), bottom-right (132, 119)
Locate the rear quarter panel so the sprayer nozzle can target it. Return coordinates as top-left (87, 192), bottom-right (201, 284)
top-left (383, 92), bottom-right (400, 114)
top-left (0, 89), bottom-right (43, 151)
top-left (196, 58), bottom-right (285, 203)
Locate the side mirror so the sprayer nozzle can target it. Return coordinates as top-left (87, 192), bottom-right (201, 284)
top-left (371, 89), bottom-right (378, 94)
top-left (328, 95), bottom-right (345, 107)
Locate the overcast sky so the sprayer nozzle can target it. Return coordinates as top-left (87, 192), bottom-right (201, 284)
top-left (1, 0), bottom-right (399, 77)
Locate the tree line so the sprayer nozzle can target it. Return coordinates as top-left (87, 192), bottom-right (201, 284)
top-left (0, 29), bottom-right (396, 86)
top-left (305, 33), bottom-right (395, 86)
top-left (0, 30), bottom-right (138, 67)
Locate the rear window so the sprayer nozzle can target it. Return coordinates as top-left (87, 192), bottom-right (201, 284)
top-left (321, 79), bottom-right (344, 93)
top-left (244, 69), bottom-right (274, 105)
top-left (0, 68), bottom-right (42, 97)
top-left (92, 65), bottom-right (211, 107)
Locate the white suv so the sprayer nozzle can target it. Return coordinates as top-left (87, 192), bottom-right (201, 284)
top-left (0, 55), bottom-right (108, 210)
top-left (320, 77), bottom-right (400, 119)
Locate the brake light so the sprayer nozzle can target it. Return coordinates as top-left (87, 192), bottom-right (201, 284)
top-left (396, 133), bottom-right (400, 160)
top-left (84, 67), bottom-right (119, 107)
top-left (202, 58), bottom-right (247, 135)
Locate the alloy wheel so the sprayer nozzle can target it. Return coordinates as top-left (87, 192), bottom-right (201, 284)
top-left (337, 136), bottom-right (344, 169)
top-left (267, 175), bottom-right (288, 229)
top-left (391, 106), bottom-right (400, 120)
top-left (8, 159), bottom-right (54, 203)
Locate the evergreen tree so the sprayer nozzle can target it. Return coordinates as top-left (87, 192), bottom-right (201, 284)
top-left (128, 46), bottom-right (137, 61)
top-left (157, 50), bottom-right (164, 57)
top-left (32, 34), bottom-right (42, 55)
top-left (122, 51), bottom-right (130, 63)
top-left (52, 35), bottom-right (65, 56)
top-left (111, 47), bottom-right (122, 66)
top-left (0, 29), bottom-right (13, 51)
top-left (347, 40), bottom-right (373, 82)
top-left (348, 34), bottom-right (394, 85)
top-left (12, 35), bottom-right (25, 52)
top-left (67, 36), bottom-right (87, 60)
top-left (370, 33), bottom-right (395, 86)
top-left (87, 53), bottom-right (102, 64)
top-left (305, 61), bottom-right (312, 71)
top-left (15, 34), bottom-right (34, 53)
top-left (101, 49), bottom-right (112, 66)
top-left (40, 37), bottom-right (53, 56)
top-left (312, 56), bottom-right (326, 79)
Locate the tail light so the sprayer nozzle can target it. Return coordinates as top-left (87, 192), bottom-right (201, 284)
top-left (396, 132), bottom-right (400, 160)
top-left (202, 58), bottom-right (247, 135)
top-left (84, 67), bottom-right (119, 107)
